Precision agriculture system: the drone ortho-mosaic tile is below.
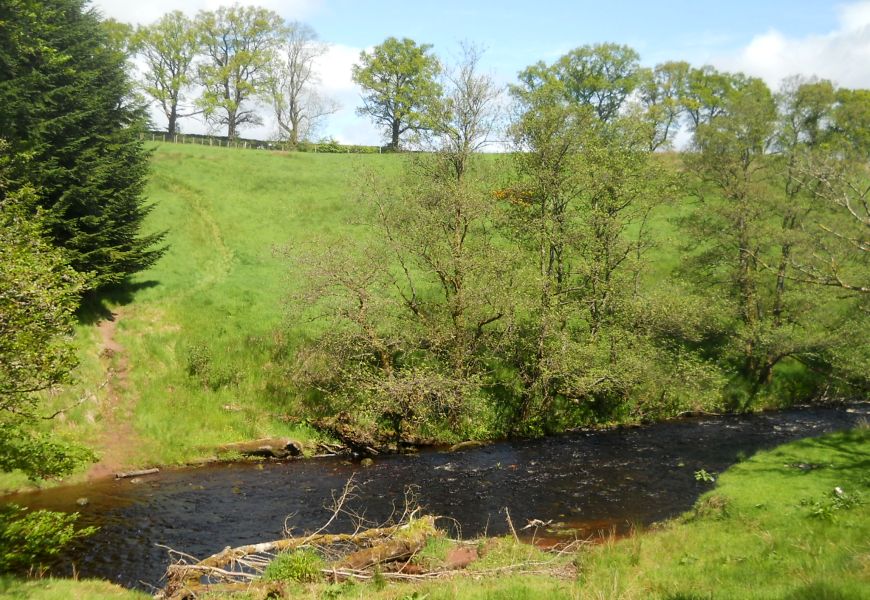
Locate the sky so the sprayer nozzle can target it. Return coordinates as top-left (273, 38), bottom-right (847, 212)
top-left (91, 0), bottom-right (870, 145)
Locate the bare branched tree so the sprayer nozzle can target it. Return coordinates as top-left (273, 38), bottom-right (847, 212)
top-left (790, 157), bottom-right (869, 294)
top-left (267, 23), bottom-right (339, 145)
top-left (433, 42), bottom-right (503, 177)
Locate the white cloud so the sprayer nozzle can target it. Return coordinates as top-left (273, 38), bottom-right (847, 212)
top-left (313, 43), bottom-right (382, 145)
top-left (91, 0), bottom-right (322, 26)
top-left (715, 1), bottom-right (870, 90)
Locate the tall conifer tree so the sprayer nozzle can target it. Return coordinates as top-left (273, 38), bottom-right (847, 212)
top-left (0, 0), bottom-right (165, 290)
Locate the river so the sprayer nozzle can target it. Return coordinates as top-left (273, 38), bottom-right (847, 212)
top-left (6, 404), bottom-right (867, 590)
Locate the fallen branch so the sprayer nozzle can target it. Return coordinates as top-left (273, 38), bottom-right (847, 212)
top-left (114, 468), bottom-right (159, 479)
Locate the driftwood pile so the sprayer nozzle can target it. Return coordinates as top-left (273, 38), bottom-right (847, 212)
top-left (158, 518), bottom-right (438, 599)
top-left (155, 479), bottom-right (578, 599)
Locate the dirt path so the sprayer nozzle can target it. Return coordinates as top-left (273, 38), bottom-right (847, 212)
top-left (86, 309), bottom-right (143, 480)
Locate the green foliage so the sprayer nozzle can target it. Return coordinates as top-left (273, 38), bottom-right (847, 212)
top-left (133, 11), bottom-right (201, 136)
top-left (0, 188), bottom-right (84, 413)
top-left (196, 5), bottom-right (287, 140)
top-left (0, 160), bottom-right (95, 481)
top-left (693, 469), bottom-right (715, 483)
top-left (262, 548), bottom-right (324, 583)
top-left (0, 504), bottom-right (96, 572)
top-left (296, 140), bottom-right (381, 153)
top-left (0, 422), bottom-right (94, 481)
top-left (635, 60), bottom-right (691, 150)
top-left (680, 70), bottom-right (869, 403)
top-left (0, 0), bottom-right (166, 290)
top-left (802, 487), bottom-right (863, 521)
top-left (554, 43), bottom-right (641, 121)
top-left (352, 37), bottom-right (443, 150)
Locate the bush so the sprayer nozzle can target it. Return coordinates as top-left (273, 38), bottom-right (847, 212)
top-left (262, 548), bottom-right (324, 582)
top-left (0, 504), bottom-right (96, 572)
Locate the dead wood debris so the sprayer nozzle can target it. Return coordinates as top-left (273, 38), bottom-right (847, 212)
top-left (155, 478), bottom-right (579, 599)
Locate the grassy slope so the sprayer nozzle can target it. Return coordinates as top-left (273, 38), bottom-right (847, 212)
top-left (0, 577), bottom-right (147, 600)
top-left (1, 144), bottom-right (401, 491)
top-left (117, 145), bottom-right (402, 465)
top-left (0, 143), bottom-right (845, 492)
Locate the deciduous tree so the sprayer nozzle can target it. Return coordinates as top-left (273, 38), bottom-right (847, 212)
top-left (636, 61), bottom-right (689, 150)
top-left (267, 22), bottom-right (338, 145)
top-left (134, 10), bottom-right (202, 136)
top-left (553, 43), bottom-right (641, 122)
top-left (0, 143), bottom-right (92, 480)
top-left (352, 37), bottom-right (443, 150)
top-left (196, 5), bottom-right (286, 140)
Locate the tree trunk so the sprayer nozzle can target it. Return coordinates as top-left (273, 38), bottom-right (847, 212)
top-left (390, 120), bottom-right (401, 150)
top-left (226, 105), bottom-right (237, 141)
top-left (167, 105), bottom-right (178, 137)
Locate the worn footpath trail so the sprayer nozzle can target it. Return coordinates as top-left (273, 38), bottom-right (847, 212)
top-left (86, 309), bottom-right (144, 480)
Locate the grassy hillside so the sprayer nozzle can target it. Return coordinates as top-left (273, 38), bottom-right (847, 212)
top-left (0, 141), bottom-right (856, 491)
top-left (2, 144), bottom-right (405, 489)
top-left (110, 145), bottom-right (405, 465)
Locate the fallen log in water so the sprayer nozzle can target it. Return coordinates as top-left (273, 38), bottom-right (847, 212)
top-left (155, 477), bottom-right (571, 599)
top-left (216, 437), bottom-right (304, 459)
top-left (113, 468), bottom-right (159, 479)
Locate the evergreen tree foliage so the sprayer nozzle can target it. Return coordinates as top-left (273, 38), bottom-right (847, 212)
top-left (0, 0), bottom-right (165, 290)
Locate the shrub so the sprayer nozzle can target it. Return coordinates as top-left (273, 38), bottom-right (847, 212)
top-left (262, 548), bottom-right (324, 582)
top-left (0, 504), bottom-right (96, 572)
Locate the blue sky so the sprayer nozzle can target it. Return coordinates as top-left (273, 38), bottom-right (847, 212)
top-left (94, 0), bottom-right (870, 144)
top-left (308, 0), bottom-right (838, 64)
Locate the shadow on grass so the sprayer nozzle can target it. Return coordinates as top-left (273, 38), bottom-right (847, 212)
top-left (783, 581), bottom-right (858, 600)
top-left (734, 430), bottom-right (870, 480)
top-left (76, 280), bottom-right (160, 325)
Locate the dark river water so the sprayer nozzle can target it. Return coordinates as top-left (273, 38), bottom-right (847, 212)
top-left (5, 404), bottom-right (867, 590)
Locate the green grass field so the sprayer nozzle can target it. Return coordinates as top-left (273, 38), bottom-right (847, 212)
top-left (1, 144), bottom-right (406, 490)
top-left (100, 145), bottom-right (404, 466)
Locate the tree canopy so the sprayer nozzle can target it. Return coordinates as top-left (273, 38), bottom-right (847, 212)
top-left (352, 37), bottom-right (443, 150)
top-left (196, 5), bottom-right (287, 140)
top-left (0, 0), bottom-right (165, 290)
top-left (134, 10), bottom-right (202, 136)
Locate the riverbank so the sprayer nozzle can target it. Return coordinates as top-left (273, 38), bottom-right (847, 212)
top-left (3, 415), bottom-right (867, 598)
top-left (168, 426), bottom-right (868, 599)
top-left (5, 427), bottom-right (867, 598)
